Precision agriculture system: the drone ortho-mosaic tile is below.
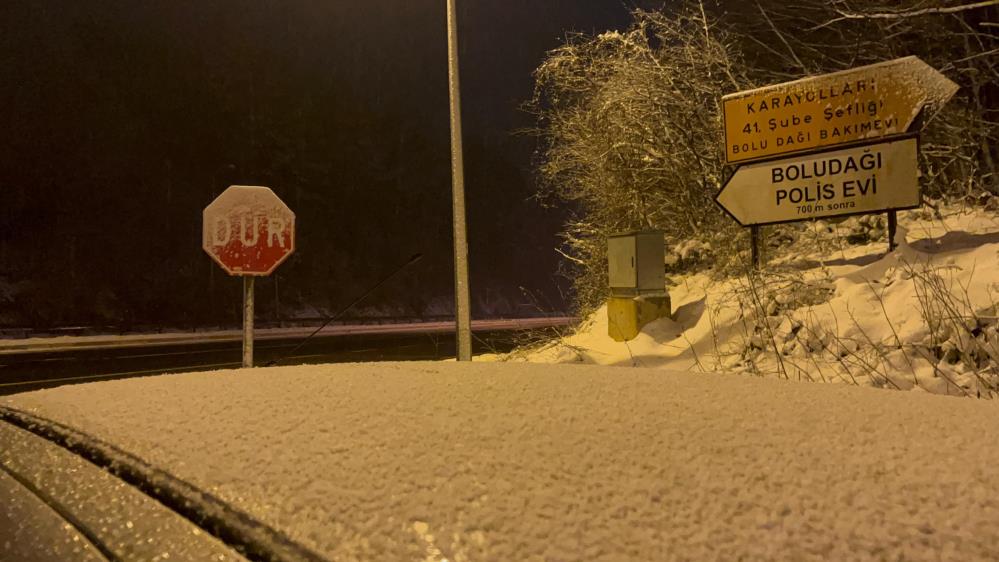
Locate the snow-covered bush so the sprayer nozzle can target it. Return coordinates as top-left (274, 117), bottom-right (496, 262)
top-left (722, 256), bottom-right (999, 398)
top-left (527, 5), bottom-right (752, 313)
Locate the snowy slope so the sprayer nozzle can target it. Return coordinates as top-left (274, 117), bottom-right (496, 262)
top-left (5, 361), bottom-right (999, 561)
top-left (509, 205), bottom-right (999, 397)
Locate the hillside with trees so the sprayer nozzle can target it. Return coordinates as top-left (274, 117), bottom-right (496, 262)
top-left (528, 0), bottom-right (997, 313)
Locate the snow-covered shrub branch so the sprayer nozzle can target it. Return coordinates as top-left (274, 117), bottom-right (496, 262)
top-left (526, 5), bottom-right (754, 312)
top-left (718, 257), bottom-right (998, 398)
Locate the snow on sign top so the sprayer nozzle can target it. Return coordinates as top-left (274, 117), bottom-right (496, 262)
top-left (202, 185), bottom-right (295, 276)
top-left (722, 56), bottom-right (958, 164)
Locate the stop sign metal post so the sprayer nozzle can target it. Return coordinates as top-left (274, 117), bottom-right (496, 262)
top-left (203, 185), bottom-right (296, 368)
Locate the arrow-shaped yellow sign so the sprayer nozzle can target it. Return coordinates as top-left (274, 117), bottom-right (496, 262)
top-left (722, 57), bottom-right (957, 165)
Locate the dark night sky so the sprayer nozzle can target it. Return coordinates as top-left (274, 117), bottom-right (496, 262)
top-left (0, 1), bottom-right (659, 328)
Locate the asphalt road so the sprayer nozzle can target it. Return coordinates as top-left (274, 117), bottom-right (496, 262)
top-left (0, 319), bottom-right (571, 395)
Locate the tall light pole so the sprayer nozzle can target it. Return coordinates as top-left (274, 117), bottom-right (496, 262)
top-left (446, 0), bottom-right (472, 361)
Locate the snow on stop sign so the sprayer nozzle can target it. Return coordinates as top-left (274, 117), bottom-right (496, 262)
top-left (203, 185), bottom-right (295, 276)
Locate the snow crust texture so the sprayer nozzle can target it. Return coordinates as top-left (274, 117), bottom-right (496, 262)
top-left (6, 361), bottom-right (999, 561)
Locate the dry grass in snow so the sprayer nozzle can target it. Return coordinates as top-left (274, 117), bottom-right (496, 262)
top-left (498, 204), bottom-right (999, 398)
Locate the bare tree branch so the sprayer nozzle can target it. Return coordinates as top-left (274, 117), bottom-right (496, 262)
top-left (756, 2), bottom-right (807, 72)
top-left (812, 0), bottom-right (999, 30)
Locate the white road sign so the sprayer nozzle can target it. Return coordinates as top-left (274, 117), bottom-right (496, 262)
top-left (715, 137), bottom-right (920, 226)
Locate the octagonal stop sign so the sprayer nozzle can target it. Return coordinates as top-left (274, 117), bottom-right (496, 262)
top-left (203, 185), bottom-right (295, 276)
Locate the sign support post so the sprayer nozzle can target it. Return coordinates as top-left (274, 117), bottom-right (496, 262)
top-left (243, 276), bottom-right (254, 368)
top-left (887, 210), bottom-right (898, 252)
top-left (750, 226), bottom-right (762, 269)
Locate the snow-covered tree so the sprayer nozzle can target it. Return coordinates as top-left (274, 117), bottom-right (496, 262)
top-left (528, 6), bottom-right (753, 311)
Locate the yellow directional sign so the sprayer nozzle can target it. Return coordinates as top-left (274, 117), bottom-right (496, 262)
top-left (722, 57), bottom-right (957, 164)
top-left (716, 137), bottom-right (919, 226)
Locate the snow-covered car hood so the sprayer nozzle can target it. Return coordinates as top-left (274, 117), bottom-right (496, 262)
top-left (4, 361), bottom-right (999, 560)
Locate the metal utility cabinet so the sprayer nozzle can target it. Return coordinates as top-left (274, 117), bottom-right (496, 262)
top-left (607, 231), bottom-right (666, 296)
top-left (606, 231), bottom-right (670, 342)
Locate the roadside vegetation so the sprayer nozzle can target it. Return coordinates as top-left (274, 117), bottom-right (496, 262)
top-left (495, 203), bottom-right (999, 397)
top-left (527, 0), bottom-right (997, 314)
top-left (523, 1), bottom-right (998, 396)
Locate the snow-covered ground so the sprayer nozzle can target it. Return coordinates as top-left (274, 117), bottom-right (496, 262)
top-left (6, 361), bottom-right (999, 560)
top-left (498, 204), bottom-right (999, 397)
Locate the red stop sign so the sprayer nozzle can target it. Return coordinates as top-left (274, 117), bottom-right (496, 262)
top-left (203, 185), bottom-right (296, 276)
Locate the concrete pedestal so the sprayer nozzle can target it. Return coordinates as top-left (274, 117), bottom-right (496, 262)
top-left (607, 294), bottom-right (671, 342)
